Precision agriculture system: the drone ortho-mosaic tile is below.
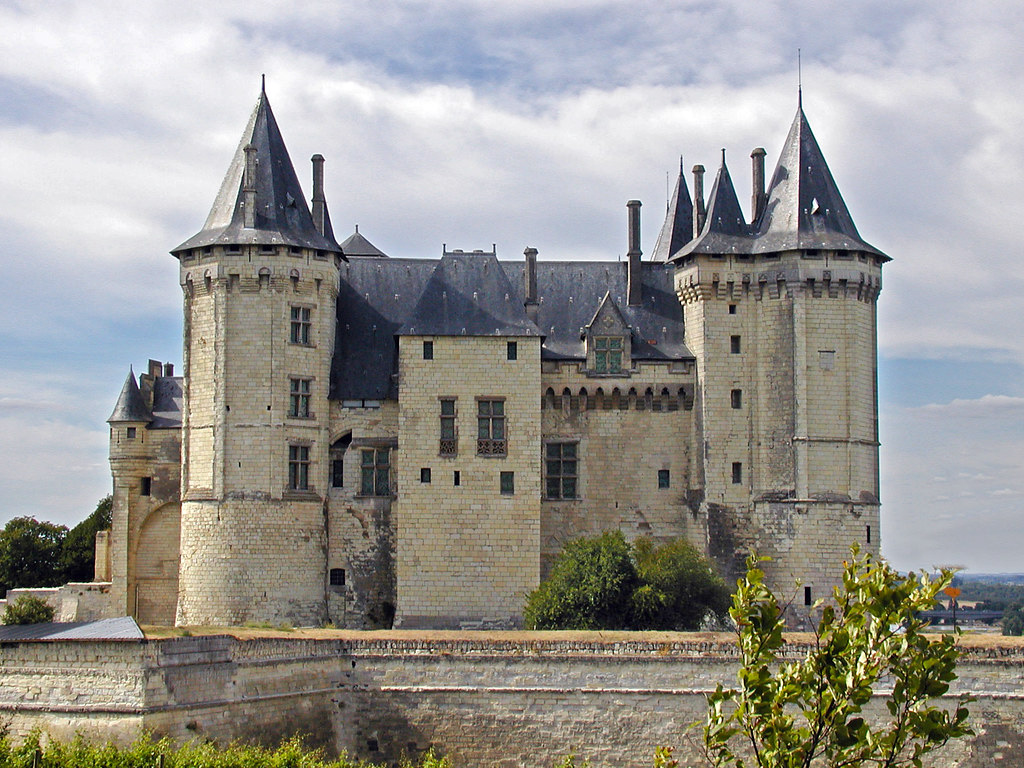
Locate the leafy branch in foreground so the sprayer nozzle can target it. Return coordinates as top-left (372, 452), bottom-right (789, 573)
top-left (703, 548), bottom-right (972, 768)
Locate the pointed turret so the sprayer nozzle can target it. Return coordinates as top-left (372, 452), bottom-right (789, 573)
top-left (651, 158), bottom-right (694, 262)
top-left (671, 151), bottom-right (751, 258)
top-left (753, 105), bottom-right (887, 259)
top-left (173, 87), bottom-right (342, 255)
top-left (108, 369), bottom-right (152, 424)
top-left (339, 225), bottom-right (388, 258)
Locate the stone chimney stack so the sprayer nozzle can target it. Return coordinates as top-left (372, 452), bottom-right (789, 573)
top-left (692, 165), bottom-right (706, 237)
top-left (243, 143), bottom-right (257, 229)
top-left (311, 154), bottom-right (326, 236)
top-left (751, 147), bottom-right (767, 222)
top-left (524, 247), bottom-right (539, 324)
top-left (627, 200), bottom-right (642, 306)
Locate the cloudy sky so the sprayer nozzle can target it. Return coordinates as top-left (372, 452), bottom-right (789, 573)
top-left (0, 0), bottom-right (1021, 573)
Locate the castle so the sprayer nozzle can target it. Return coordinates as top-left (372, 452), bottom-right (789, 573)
top-left (103, 85), bottom-right (886, 629)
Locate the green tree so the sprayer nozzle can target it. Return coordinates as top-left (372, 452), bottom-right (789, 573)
top-left (1002, 603), bottom-right (1024, 636)
top-left (703, 549), bottom-right (972, 768)
top-left (2, 594), bottom-right (55, 625)
top-left (524, 533), bottom-right (730, 631)
top-left (525, 530), bottom-right (638, 630)
top-left (0, 516), bottom-right (67, 595)
top-left (632, 536), bottom-right (731, 631)
top-left (60, 495), bottom-right (113, 583)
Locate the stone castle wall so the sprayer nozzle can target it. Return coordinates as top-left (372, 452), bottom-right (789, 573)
top-left (0, 633), bottom-right (1021, 768)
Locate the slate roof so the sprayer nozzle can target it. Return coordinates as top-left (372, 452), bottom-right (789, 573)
top-left (650, 159), bottom-right (694, 262)
top-left (673, 152), bottom-right (754, 258)
top-left (172, 87), bottom-right (342, 254)
top-left (752, 105), bottom-right (887, 258)
top-left (331, 253), bottom-right (691, 400)
top-left (0, 616), bottom-right (143, 642)
top-left (151, 376), bottom-right (183, 429)
top-left (108, 370), bottom-right (151, 424)
top-left (340, 227), bottom-right (388, 257)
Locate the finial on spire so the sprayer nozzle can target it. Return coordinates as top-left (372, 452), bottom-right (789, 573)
top-left (261, 73), bottom-right (266, 94)
top-left (721, 148), bottom-right (726, 165)
top-left (797, 49), bottom-right (802, 108)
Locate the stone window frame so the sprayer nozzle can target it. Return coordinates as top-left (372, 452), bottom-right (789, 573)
top-left (593, 335), bottom-right (624, 374)
top-left (288, 443), bottom-right (312, 491)
top-left (544, 440), bottom-right (578, 500)
top-left (423, 340), bottom-right (434, 360)
top-left (657, 469), bottom-right (670, 489)
top-left (731, 461), bottom-right (743, 484)
top-left (288, 376), bottom-right (314, 419)
top-left (476, 397), bottom-right (507, 457)
top-left (500, 471), bottom-right (515, 495)
top-left (730, 389), bottom-right (743, 409)
top-left (730, 335), bottom-right (742, 354)
top-left (359, 446), bottom-right (393, 497)
top-left (289, 304), bottom-right (314, 346)
top-left (439, 397), bottom-right (457, 457)
top-left (507, 341), bottom-right (518, 361)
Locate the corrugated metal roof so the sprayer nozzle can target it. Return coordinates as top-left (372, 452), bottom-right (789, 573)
top-left (0, 616), bottom-right (143, 641)
top-left (172, 88), bottom-right (342, 255)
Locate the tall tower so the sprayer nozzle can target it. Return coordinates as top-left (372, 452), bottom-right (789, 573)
top-left (171, 85), bottom-right (344, 626)
top-left (671, 104), bottom-right (887, 618)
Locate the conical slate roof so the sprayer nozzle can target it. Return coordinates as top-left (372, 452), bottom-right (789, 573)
top-left (398, 252), bottom-right (541, 337)
top-left (752, 105), bottom-right (887, 258)
top-left (650, 159), bottom-right (694, 262)
top-left (108, 369), bottom-right (152, 424)
top-left (340, 226), bottom-right (388, 257)
top-left (672, 152), bottom-right (752, 258)
top-left (173, 87), bottom-right (341, 254)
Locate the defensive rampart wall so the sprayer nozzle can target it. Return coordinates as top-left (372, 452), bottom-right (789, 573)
top-left (0, 632), bottom-right (1021, 767)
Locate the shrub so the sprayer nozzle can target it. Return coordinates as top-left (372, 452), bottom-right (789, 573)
top-left (2, 595), bottom-right (55, 625)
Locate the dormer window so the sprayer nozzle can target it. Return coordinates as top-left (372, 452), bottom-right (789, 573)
top-left (594, 336), bottom-right (623, 374)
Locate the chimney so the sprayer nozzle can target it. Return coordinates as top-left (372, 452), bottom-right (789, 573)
top-left (751, 147), bottom-right (767, 222)
top-left (163, 362), bottom-right (174, 377)
top-left (311, 154), bottom-right (326, 236)
top-left (243, 143), bottom-right (257, 229)
top-left (692, 165), bottom-right (706, 237)
top-left (524, 247), bottom-right (539, 324)
top-left (148, 359), bottom-right (163, 378)
top-left (627, 200), bottom-right (642, 306)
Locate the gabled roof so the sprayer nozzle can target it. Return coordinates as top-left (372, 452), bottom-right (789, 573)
top-left (340, 226), bottom-right (388, 257)
top-left (672, 153), bottom-right (753, 258)
top-left (398, 253), bottom-right (541, 337)
top-left (585, 291), bottom-right (630, 334)
top-left (752, 105), bottom-right (887, 259)
top-left (650, 159), bottom-right (694, 262)
top-left (173, 87), bottom-right (342, 254)
top-left (108, 369), bottom-right (152, 424)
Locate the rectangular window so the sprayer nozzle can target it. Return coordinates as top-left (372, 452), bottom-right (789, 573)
top-left (126, 427), bottom-right (137, 439)
top-left (731, 461), bottom-right (743, 484)
top-left (594, 336), bottom-right (623, 373)
top-left (866, 524), bottom-right (872, 544)
top-left (477, 399), bottom-right (506, 456)
top-left (331, 457), bottom-right (344, 488)
top-left (730, 389), bottom-right (742, 409)
top-left (439, 398), bottom-right (457, 456)
top-left (728, 304), bottom-right (737, 314)
top-left (507, 341), bottom-right (517, 360)
top-left (657, 469), bottom-right (670, 489)
top-left (423, 340), bottom-right (433, 360)
top-left (329, 568), bottom-right (345, 587)
top-left (545, 442), bottom-right (578, 499)
top-left (819, 350), bottom-right (836, 371)
top-left (730, 335), bottom-right (741, 354)
top-left (289, 377), bottom-right (312, 418)
top-left (288, 444), bottom-right (310, 490)
top-left (359, 448), bottom-right (390, 496)
top-left (500, 471), bottom-right (515, 495)
top-left (804, 586), bottom-right (813, 606)
top-left (420, 467), bottom-right (432, 483)
top-left (453, 470), bottom-right (461, 487)
top-left (140, 477), bottom-right (152, 496)
top-left (290, 306), bottom-right (312, 345)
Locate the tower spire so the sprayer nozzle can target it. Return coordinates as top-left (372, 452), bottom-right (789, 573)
top-left (797, 48), bottom-right (802, 108)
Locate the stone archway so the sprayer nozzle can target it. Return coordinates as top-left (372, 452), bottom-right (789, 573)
top-left (132, 502), bottom-right (181, 625)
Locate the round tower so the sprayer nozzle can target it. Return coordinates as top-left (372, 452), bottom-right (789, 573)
top-left (171, 86), bottom-right (344, 626)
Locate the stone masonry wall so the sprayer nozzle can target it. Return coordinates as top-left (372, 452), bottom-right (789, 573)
top-left (0, 633), bottom-right (1022, 768)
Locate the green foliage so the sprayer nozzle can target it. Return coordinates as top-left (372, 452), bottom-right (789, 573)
top-left (703, 549), bottom-right (973, 768)
top-left (1002, 604), bottom-right (1024, 636)
top-left (60, 495), bottom-right (112, 583)
top-left (0, 732), bottom-right (446, 768)
top-left (524, 532), bottom-right (729, 631)
top-left (0, 517), bottom-right (67, 595)
top-left (2, 595), bottom-right (55, 625)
